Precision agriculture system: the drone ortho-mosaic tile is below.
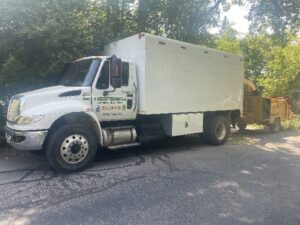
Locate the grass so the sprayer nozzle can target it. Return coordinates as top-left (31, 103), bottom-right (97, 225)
top-left (282, 115), bottom-right (300, 131)
top-left (246, 124), bottom-right (265, 130)
top-left (242, 116), bottom-right (300, 131)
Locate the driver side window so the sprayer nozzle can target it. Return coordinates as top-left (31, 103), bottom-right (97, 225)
top-left (96, 61), bottom-right (109, 89)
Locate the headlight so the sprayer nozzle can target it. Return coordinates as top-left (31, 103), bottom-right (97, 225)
top-left (7, 98), bottom-right (21, 122)
top-left (7, 95), bottom-right (24, 122)
top-left (15, 115), bottom-right (44, 125)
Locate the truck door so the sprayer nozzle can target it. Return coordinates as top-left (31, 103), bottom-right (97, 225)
top-left (92, 58), bottom-right (137, 122)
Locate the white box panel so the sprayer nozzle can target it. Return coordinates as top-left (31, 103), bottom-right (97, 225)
top-left (104, 33), bottom-right (244, 115)
top-left (161, 113), bottom-right (203, 136)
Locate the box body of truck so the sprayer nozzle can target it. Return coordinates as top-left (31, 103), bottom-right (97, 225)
top-left (105, 33), bottom-right (244, 115)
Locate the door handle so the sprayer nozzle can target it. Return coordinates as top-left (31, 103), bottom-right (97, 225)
top-left (82, 93), bottom-right (92, 100)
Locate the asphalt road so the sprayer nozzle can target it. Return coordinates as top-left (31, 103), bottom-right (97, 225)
top-left (0, 130), bottom-right (299, 225)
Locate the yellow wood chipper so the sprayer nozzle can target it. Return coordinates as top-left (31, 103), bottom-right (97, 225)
top-left (238, 79), bottom-right (293, 132)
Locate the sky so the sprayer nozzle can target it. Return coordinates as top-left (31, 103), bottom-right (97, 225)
top-left (224, 3), bottom-right (251, 35)
top-left (224, 4), bottom-right (250, 35)
top-left (209, 3), bottom-right (251, 37)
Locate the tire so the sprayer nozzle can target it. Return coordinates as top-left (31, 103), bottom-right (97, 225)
top-left (204, 115), bottom-right (230, 145)
top-left (46, 124), bottom-right (97, 172)
top-left (270, 118), bottom-right (281, 133)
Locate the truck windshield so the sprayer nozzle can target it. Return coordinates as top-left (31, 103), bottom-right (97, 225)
top-left (59, 59), bottom-right (101, 86)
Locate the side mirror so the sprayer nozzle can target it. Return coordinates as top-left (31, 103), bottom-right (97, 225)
top-left (110, 56), bottom-right (122, 88)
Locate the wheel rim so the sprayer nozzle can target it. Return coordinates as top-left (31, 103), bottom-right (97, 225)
top-left (215, 121), bottom-right (227, 140)
top-left (60, 134), bottom-right (89, 164)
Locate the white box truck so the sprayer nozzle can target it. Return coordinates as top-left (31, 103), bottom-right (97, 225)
top-left (5, 33), bottom-right (244, 172)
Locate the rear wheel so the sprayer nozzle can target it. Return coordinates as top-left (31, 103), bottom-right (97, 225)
top-left (46, 124), bottom-right (97, 172)
top-left (204, 115), bottom-right (230, 145)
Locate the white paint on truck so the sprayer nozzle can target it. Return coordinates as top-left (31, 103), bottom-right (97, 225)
top-left (105, 33), bottom-right (244, 115)
top-left (160, 113), bottom-right (204, 136)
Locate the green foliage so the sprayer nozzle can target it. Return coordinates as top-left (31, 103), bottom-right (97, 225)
top-left (257, 37), bottom-right (300, 96)
top-left (162, 0), bottom-right (227, 45)
top-left (248, 0), bottom-right (300, 44)
top-left (240, 35), bottom-right (274, 79)
top-left (0, 0), bottom-right (104, 99)
top-left (216, 23), bottom-right (300, 98)
top-left (104, 0), bottom-right (137, 41)
top-left (137, 0), bottom-right (228, 46)
top-left (216, 19), bottom-right (241, 54)
top-left (282, 115), bottom-right (300, 131)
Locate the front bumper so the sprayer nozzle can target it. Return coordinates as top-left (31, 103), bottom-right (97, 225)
top-left (5, 127), bottom-right (48, 150)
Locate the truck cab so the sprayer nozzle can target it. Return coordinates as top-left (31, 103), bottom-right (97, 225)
top-left (84, 56), bottom-right (138, 122)
top-left (6, 55), bottom-right (139, 171)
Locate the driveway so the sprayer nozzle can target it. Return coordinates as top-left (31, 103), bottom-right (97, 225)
top-left (0, 130), bottom-right (300, 225)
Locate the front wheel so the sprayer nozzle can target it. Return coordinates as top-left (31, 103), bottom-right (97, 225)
top-left (204, 115), bottom-right (230, 145)
top-left (46, 124), bottom-right (97, 172)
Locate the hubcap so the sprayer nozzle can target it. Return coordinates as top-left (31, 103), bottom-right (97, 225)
top-left (215, 122), bottom-right (226, 140)
top-left (60, 134), bottom-right (89, 164)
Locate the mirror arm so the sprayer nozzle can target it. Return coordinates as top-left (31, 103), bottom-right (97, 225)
top-left (103, 88), bottom-right (116, 96)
